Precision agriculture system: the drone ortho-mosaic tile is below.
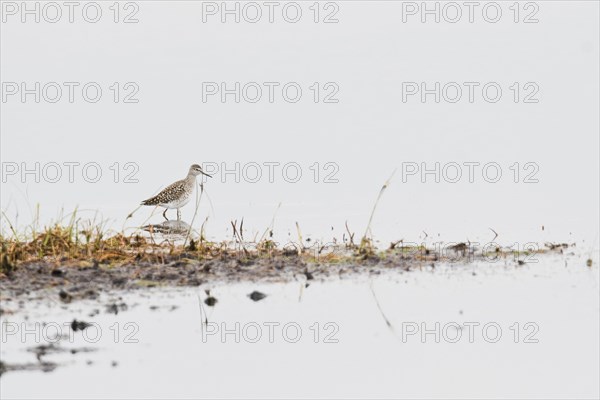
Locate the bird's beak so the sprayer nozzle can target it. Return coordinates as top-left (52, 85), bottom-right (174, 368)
top-left (201, 170), bottom-right (212, 178)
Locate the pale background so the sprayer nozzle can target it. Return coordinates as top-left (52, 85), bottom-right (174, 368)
top-left (1, 1), bottom-right (599, 248)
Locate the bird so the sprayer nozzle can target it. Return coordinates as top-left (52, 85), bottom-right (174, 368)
top-left (141, 164), bottom-right (211, 221)
top-left (142, 220), bottom-right (191, 235)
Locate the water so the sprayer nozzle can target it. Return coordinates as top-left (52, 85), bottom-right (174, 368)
top-left (2, 252), bottom-right (598, 398)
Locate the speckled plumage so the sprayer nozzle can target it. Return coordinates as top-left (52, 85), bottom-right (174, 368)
top-left (141, 164), bottom-right (211, 221)
top-left (141, 177), bottom-right (194, 208)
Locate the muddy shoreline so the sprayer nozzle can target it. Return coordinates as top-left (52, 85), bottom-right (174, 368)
top-left (1, 244), bottom-right (575, 308)
top-left (0, 245), bottom-right (592, 380)
top-left (1, 251), bottom-right (411, 303)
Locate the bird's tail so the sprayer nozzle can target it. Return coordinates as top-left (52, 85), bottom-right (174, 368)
top-left (141, 197), bottom-right (157, 206)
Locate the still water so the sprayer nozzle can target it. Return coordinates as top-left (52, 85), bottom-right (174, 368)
top-left (1, 253), bottom-right (598, 399)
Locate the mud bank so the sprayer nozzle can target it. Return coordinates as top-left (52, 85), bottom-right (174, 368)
top-left (0, 242), bottom-right (582, 307)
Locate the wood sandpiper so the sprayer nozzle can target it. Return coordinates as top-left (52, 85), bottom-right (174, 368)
top-left (141, 164), bottom-right (212, 221)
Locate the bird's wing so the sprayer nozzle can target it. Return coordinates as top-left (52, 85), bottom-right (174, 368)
top-left (141, 179), bottom-right (186, 205)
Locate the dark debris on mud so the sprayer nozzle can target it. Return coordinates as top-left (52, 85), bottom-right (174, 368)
top-left (0, 242), bottom-right (576, 305)
top-left (0, 248), bottom-right (427, 302)
top-left (0, 341), bottom-right (99, 378)
top-left (0, 360), bottom-right (58, 376)
top-left (248, 291), bottom-right (267, 302)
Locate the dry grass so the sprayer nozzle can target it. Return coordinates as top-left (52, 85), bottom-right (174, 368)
top-left (1, 176), bottom-right (571, 276)
top-left (1, 217), bottom-right (563, 276)
top-left (0, 214), bottom-right (364, 275)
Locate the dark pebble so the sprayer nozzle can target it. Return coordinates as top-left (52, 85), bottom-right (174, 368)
top-left (58, 290), bottom-right (72, 303)
top-left (106, 302), bottom-right (128, 315)
top-left (112, 277), bottom-right (127, 286)
top-left (71, 319), bottom-right (91, 331)
top-left (248, 291), bottom-right (267, 302)
top-left (204, 296), bottom-right (217, 307)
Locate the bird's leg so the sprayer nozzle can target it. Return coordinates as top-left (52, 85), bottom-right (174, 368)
top-left (177, 209), bottom-right (181, 221)
top-left (162, 209), bottom-right (169, 221)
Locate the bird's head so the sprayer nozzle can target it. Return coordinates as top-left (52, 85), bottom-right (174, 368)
top-left (189, 164), bottom-right (212, 178)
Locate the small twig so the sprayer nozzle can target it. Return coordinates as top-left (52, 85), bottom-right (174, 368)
top-left (1, 210), bottom-right (19, 238)
top-left (258, 202), bottom-right (281, 244)
top-left (122, 205), bottom-right (143, 233)
top-left (231, 220), bottom-right (248, 255)
top-left (389, 239), bottom-right (403, 250)
top-left (200, 216), bottom-right (209, 244)
top-left (125, 205), bottom-right (142, 221)
top-left (197, 293), bottom-right (208, 332)
top-left (184, 182), bottom-right (204, 248)
top-left (361, 169), bottom-right (397, 248)
top-left (203, 185), bottom-right (216, 218)
top-left (295, 221), bottom-right (304, 254)
top-left (345, 221), bottom-right (355, 248)
top-left (369, 280), bottom-right (395, 333)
